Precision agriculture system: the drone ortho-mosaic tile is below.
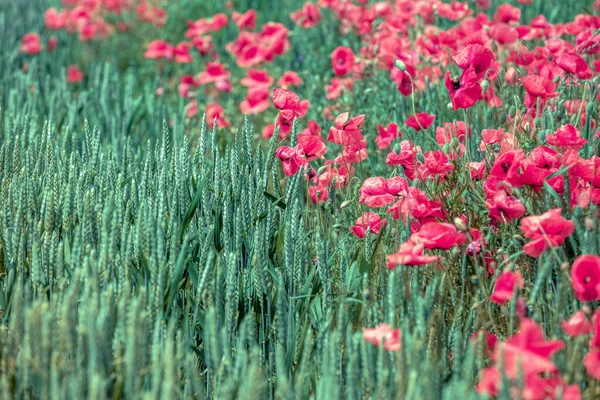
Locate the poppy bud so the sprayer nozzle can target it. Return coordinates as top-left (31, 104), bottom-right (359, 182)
top-left (394, 143), bottom-right (402, 154)
top-left (416, 153), bottom-right (425, 163)
top-left (340, 199), bottom-right (352, 209)
top-left (582, 305), bottom-right (593, 317)
top-left (537, 129), bottom-right (547, 143)
top-left (560, 262), bottom-right (570, 271)
top-left (394, 59), bottom-right (406, 72)
top-left (586, 101), bottom-right (594, 115)
top-left (498, 112), bottom-right (507, 125)
top-left (509, 106), bottom-right (516, 118)
top-left (450, 137), bottom-right (460, 151)
top-left (585, 217), bottom-right (595, 230)
top-left (447, 102), bottom-right (454, 111)
top-left (442, 144), bottom-right (450, 153)
top-left (453, 217), bottom-right (467, 232)
top-left (553, 75), bottom-right (561, 83)
top-left (480, 79), bottom-right (489, 94)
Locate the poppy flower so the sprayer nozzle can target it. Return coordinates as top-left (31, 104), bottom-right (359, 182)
top-left (387, 240), bottom-right (440, 268)
top-left (493, 4), bottom-right (521, 24)
top-left (44, 8), bottom-right (66, 30)
top-left (232, 9), bottom-right (256, 30)
top-left (290, 3), bottom-right (322, 29)
top-left (273, 88), bottom-right (306, 117)
top-left (584, 350), bottom-right (600, 379)
top-left (327, 112), bottom-right (365, 146)
top-left (493, 318), bottom-right (564, 379)
top-left (376, 123), bottom-right (401, 149)
top-left (418, 151), bottom-right (455, 180)
top-left (570, 255), bottom-right (600, 302)
top-left (240, 86), bottom-right (270, 114)
top-left (387, 186), bottom-right (444, 223)
top-left (358, 177), bottom-right (396, 208)
top-left (362, 323), bottom-right (401, 351)
top-left (296, 133), bottom-right (327, 162)
top-left (185, 100), bottom-right (199, 118)
top-left (520, 209), bottom-right (574, 258)
top-left (206, 104), bottom-right (230, 128)
top-left (48, 36), bottom-right (58, 52)
top-left (144, 40), bottom-right (174, 60)
top-left (173, 42), bottom-right (192, 63)
top-left (331, 46), bottom-right (355, 76)
top-left (350, 212), bottom-right (386, 238)
top-left (277, 71), bottom-right (303, 88)
top-left (485, 188), bottom-right (526, 223)
top-left (452, 44), bottom-right (496, 79)
top-left (276, 146), bottom-right (303, 176)
top-left (445, 68), bottom-right (484, 110)
top-left (405, 112), bottom-right (436, 132)
top-left (196, 62), bottom-right (230, 85)
top-left (19, 33), bottom-right (43, 55)
top-left (325, 77), bottom-right (353, 100)
top-left (66, 65), bottom-right (84, 83)
top-left (546, 124), bottom-right (588, 151)
top-left (410, 222), bottom-right (466, 250)
top-left (241, 69), bottom-right (274, 88)
top-left (521, 75), bottom-right (558, 113)
top-left (490, 271), bottom-right (524, 305)
top-left (561, 311), bottom-right (593, 337)
top-left (555, 53), bottom-right (592, 79)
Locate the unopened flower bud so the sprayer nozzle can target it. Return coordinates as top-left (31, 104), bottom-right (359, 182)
top-left (585, 217), bottom-right (595, 230)
top-left (498, 112), bottom-right (507, 125)
top-left (394, 142), bottom-right (402, 154)
top-left (453, 217), bottom-right (468, 232)
top-left (340, 199), bottom-right (352, 209)
top-left (582, 305), bottom-right (593, 317)
top-left (509, 106), bottom-right (517, 118)
top-left (447, 102), bottom-right (454, 111)
top-left (560, 262), bottom-right (570, 272)
top-left (416, 153), bottom-right (425, 163)
top-left (394, 59), bottom-right (406, 72)
top-left (480, 79), bottom-right (489, 94)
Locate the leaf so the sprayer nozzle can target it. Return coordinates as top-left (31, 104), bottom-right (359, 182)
top-left (263, 191), bottom-right (287, 210)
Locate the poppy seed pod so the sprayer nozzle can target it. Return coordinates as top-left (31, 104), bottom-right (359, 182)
top-left (498, 112), bottom-right (507, 124)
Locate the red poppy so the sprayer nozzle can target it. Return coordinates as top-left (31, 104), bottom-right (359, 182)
top-left (325, 77), bottom-right (354, 100)
top-left (350, 212), bottom-right (386, 238)
top-left (490, 271), bottom-right (524, 305)
top-left (241, 69), bottom-right (274, 88)
top-left (290, 3), bottom-right (322, 29)
top-left (405, 112), bottom-right (436, 132)
top-left (387, 186), bottom-right (444, 223)
top-left (44, 8), bottom-right (66, 30)
top-left (240, 86), bottom-right (270, 114)
top-left (48, 36), bottom-right (58, 52)
top-left (376, 123), bottom-right (401, 149)
top-left (493, 318), bottom-right (564, 379)
top-left (547, 124), bottom-right (588, 151)
top-left (273, 88), bottom-right (306, 117)
top-left (387, 240), bottom-right (440, 268)
top-left (493, 4), bottom-right (521, 24)
top-left (185, 100), bottom-right (198, 119)
top-left (358, 177), bottom-right (396, 208)
top-left (277, 71), bottom-right (303, 88)
top-left (296, 133), bottom-right (327, 162)
top-left (331, 46), bottom-right (356, 76)
top-left (452, 44), bottom-right (496, 79)
top-left (276, 146), bottom-right (303, 176)
top-left (232, 9), bottom-right (256, 30)
top-left (520, 209), bottom-right (574, 258)
top-left (19, 33), bottom-right (44, 55)
top-left (362, 323), bottom-right (401, 351)
top-left (485, 188), bottom-right (526, 223)
top-left (173, 42), bottom-right (192, 63)
top-left (555, 53), bottom-right (593, 79)
top-left (144, 40), bottom-right (174, 60)
top-left (571, 255), bottom-right (600, 302)
top-left (327, 112), bottom-right (365, 146)
top-left (445, 68), bottom-right (484, 110)
top-left (196, 62), bottom-right (230, 85)
top-left (584, 350), bottom-right (600, 380)
top-left (418, 151), bottom-right (455, 180)
top-left (561, 311), bottom-right (593, 337)
top-left (206, 104), bottom-right (230, 128)
top-left (410, 222), bottom-right (466, 250)
top-left (521, 75), bottom-right (558, 113)
top-left (66, 65), bottom-right (84, 83)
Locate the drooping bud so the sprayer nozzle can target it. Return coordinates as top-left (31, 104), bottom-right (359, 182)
top-left (453, 217), bottom-right (468, 232)
top-left (394, 59), bottom-right (406, 72)
top-left (480, 79), bottom-right (489, 94)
